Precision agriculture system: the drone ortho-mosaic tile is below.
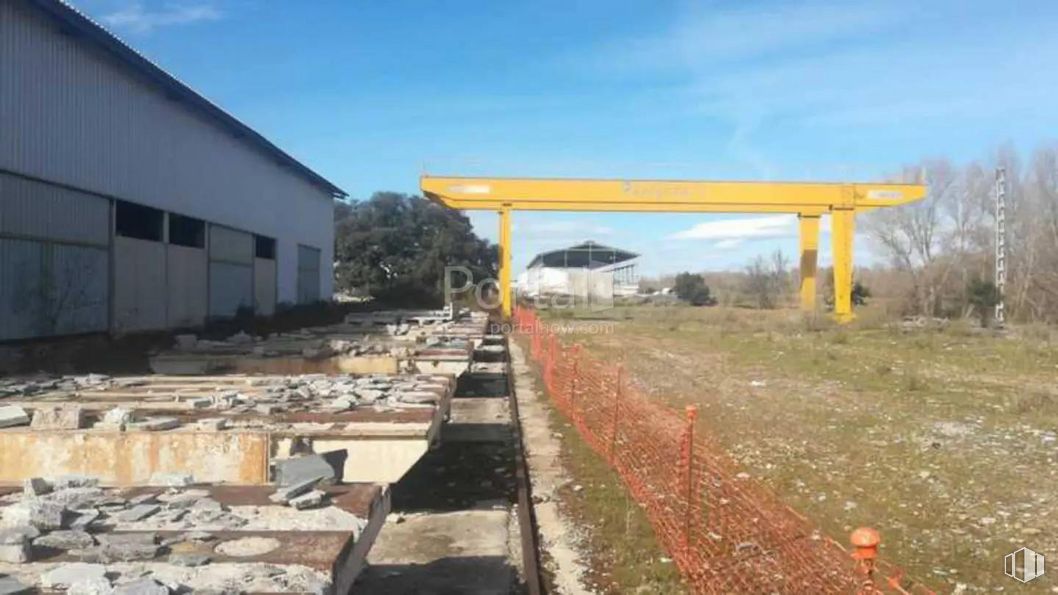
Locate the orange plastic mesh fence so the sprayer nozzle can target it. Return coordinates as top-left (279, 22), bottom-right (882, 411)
top-left (513, 307), bottom-right (933, 594)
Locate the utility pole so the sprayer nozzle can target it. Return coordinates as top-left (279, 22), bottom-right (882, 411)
top-left (994, 167), bottom-right (1007, 326)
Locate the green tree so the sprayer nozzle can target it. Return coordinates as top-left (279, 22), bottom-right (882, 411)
top-left (334, 193), bottom-right (497, 306)
top-left (673, 272), bottom-right (714, 306)
top-left (966, 278), bottom-right (999, 326)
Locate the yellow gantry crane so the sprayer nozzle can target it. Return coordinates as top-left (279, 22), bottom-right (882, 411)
top-left (421, 176), bottom-right (927, 322)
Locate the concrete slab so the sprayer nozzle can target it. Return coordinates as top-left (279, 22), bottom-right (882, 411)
top-left (147, 310), bottom-right (490, 377)
top-left (0, 374), bottom-right (454, 485)
top-left (357, 506), bottom-right (518, 595)
top-left (0, 483), bottom-right (390, 594)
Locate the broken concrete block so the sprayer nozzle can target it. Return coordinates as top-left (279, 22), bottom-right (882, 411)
top-left (96, 533), bottom-right (160, 562)
top-left (54, 474), bottom-right (100, 490)
top-left (325, 398), bottom-right (354, 411)
top-left (99, 407), bottom-right (133, 430)
top-left (255, 403), bottom-right (281, 415)
top-left (149, 472), bottom-right (195, 487)
top-left (41, 563), bottom-right (107, 589)
top-left (31, 406), bottom-right (86, 429)
top-left (288, 490), bottom-right (325, 510)
top-left (269, 476), bottom-right (322, 504)
top-left (274, 451), bottom-right (345, 486)
top-left (23, 477), bottom-right (52, 496)
top-left (4, 499), bottom-right (66, 530)
top-left (69, 509), bottom-right (101, 531)
top-left (196, 417), bottom-right (229, 431)
top-left (34, 529), bottom-right (96, 550)
top-left (169, 552), bottom-right (211, 567)
top-left (0, 533), bottom-right (30, 563)
top-left (128, 417), bottom-right (180, 431)
top-left (186, 398), bottom-right (211, 409)
top-left (129, 492), bottom-right (160, 506)
top-left (0, 575), bottom-right (31, 595)
top-left (0, 405), bottom-right (30, 428)
top-left (67, 576), bottom-right (114, 595)
top-left (115, 504), bottom-right (160, 522)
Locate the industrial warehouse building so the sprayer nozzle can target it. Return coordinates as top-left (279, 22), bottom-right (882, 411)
top-left (0, 0), bottom-right (345, 341)
top-left (516, 241), bottom-right (639, 307)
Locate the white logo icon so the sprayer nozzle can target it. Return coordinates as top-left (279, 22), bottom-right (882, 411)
top-left (1005, 547), bottom-right (1045, 583)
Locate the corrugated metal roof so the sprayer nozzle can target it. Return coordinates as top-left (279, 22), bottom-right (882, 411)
top-left (527, 240), bottom-right (639, 270)
top-left (26, 0), bottom-right (347, 198)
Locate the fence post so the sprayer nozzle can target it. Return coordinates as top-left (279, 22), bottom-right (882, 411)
top-left (851, 527), bottom-right (880, 594)
top-left (681, 405), bottom-right (698, 551)
top-left (609, 364), bottom-right (623, 465)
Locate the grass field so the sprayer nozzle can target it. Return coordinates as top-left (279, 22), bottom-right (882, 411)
top-left (540, 305), bottom-right (1058, 592)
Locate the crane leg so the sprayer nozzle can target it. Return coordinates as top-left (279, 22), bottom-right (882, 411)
top-left (832, 208), bottom-right (855, 322)
top-left (798, 214), bottom-right (820, 312)
top-left (499, 207), bottom-right (512, 318)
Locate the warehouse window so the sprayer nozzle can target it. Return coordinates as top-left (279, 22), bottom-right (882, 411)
top-left (168, 214), bottom-right (205, 248)
top-left (115, 200), bottom-right (163, 241)
top-left (255, 235), bottom-right (276, 260)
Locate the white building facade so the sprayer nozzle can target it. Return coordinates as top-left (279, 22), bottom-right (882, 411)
top-left (0, 0), bottom-right (345, 340)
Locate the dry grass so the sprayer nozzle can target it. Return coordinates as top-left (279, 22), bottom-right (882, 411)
top-left (542, 305), bottom-right (1058, 592)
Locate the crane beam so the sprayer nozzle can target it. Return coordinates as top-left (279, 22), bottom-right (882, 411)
top-left (420, 175), bottom-right (927, 321)
top-left (421, 176), bottom-right (925, 214)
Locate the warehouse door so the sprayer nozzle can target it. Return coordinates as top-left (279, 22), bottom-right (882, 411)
top-left (297, 244), bottom-right (321, 304)
top-left (253, 235), bottom-right (277, 316)
top-left (166, 214), bottom-right (208, 328)
top-left (0, 174), bottom-right (110, 340)
top-left (208, 225), bottom-right (254, 318)
top-left (113, 201), bottom-right (167, 332)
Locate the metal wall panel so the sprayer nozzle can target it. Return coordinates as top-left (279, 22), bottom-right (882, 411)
top-left (1, 2), bottom-right (335, 304)
top-left (0, 238), bottom-right (107, 340)
top-left (297, 245), bottom-right (321, 304)
top-left (209, 262), bottom-right (253, 318)
top-left (254, 258), bottom-right (276, 316)
top-left (167, 244), bottom-right (208, 328)
top-left (0, 172), bottom-right (110, 246)
top-left (113, 236), bottom-right (167, 332)
top-left (209, 225), bottom-right (253, 265)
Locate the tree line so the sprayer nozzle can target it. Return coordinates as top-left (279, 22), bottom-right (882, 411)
top-left (863, 144), bottom-right (1058, 323)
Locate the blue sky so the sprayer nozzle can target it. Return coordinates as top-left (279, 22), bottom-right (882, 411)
top-left (74, 0), bottom-right (1058, 276)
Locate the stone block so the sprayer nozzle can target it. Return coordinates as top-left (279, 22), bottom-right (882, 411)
top-left (0, 405), bottom-right (30, 428)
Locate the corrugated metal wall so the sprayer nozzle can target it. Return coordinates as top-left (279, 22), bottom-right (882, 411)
top-left (1, 2), bottom-right (335, 305)
top-left (209, 225), bottom-right (253, 318)
top-left (297, 245), bottom-right (321, 304)
top-left (0, 172), bottom-right (110, 341)
top-left (166, 244), bottom-right (208, 328)
top-left (0, 174), bottom-right (110, 245)
top-left (113, 236), bottom-right (166, 332)
top-left (254, 258), bottom-right (276, 316)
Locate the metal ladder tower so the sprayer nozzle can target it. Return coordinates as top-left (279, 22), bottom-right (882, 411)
top-left (994, 167), bottom-right (1007, 326)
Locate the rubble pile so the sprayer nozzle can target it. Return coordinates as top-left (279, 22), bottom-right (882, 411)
top-left (0, 474), bottom-right (371, 594)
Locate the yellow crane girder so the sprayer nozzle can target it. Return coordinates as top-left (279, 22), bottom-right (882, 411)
top-left (420, 175), bottom-right (927, 321)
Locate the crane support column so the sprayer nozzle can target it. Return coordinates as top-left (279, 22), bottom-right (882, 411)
top-left (498, 206), bottom-right (512, 318)
top-left (798, 214), bottom-right (821, 311)
top-left (831, 208), bottom-right (855, 322)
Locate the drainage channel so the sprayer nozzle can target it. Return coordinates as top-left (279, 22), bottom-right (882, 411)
top-left (354, 321), bottom-right (542, 594)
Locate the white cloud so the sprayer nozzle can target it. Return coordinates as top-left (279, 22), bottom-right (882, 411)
top-left (102, 2), bottom-right (221, 33)
top-left (668, 214), bottom-right (795, 241)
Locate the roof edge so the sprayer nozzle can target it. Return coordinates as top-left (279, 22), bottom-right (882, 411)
top-left (28, 0), bottom-right (347, 198)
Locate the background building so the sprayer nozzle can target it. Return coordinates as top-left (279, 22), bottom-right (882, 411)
top-left (0, 0), bottom-right (345, 341)
top-left (516, 240), bottom-right (639, 306)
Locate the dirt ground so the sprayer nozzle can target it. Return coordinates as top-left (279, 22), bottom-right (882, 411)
top-left (543, 305), bottom-right (1058, 592)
